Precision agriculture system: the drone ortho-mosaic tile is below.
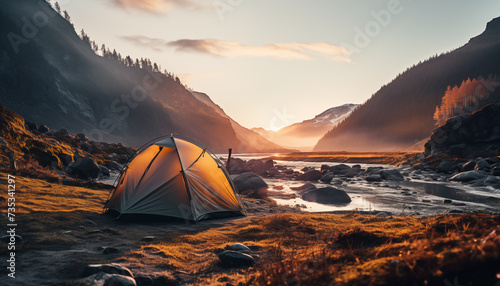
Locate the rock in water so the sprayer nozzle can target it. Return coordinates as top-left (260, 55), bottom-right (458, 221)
top-left (449, 170), bottom-right (486, 182)
top-left (319, 172), bottom-right (334, 183)
top-left (301, 187), bottom-right (351, 205)
top-left (218, 250), bottom-right (254, 267)
top-left (380, 169), bottom-right (404, 181)
top-left (290, 182), bottom-right (317, 194)
top-left (297, 170), bottom-right (322, 181)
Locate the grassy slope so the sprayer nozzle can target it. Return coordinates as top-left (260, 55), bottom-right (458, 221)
top-left (0, 171), bottom-right (499, 285)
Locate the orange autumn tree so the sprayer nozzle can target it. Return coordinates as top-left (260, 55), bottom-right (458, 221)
top-left (433, 75), bottom-right (498, 126)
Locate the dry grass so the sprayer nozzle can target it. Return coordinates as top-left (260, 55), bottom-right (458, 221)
top-left (0, 171), bottom-right (109, 213)
top-left (117, 213), bottom-right (500, 285)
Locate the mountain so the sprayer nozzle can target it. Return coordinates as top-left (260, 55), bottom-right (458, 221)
top-left (191, 91), bottom-right (292, 152)
top-left (315, 17), bottom-right (500, 152)
top-left (252, 104), bottom-right (358, 151)
top-left (0, 0), bottom-right (288, 154)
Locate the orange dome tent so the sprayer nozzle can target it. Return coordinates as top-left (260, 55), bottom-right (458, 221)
top-left (104, 135), bottom-right (245, 221)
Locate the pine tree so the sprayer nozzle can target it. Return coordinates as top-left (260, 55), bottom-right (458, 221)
top-left (54, 2), bottom-right (61, 13)
top-left (63, 10), bottom-right (71, 22)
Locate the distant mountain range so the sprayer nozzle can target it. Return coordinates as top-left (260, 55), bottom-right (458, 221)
top-left (0, 0), bottom-right (290, 153)
top-left (315, 16), bottom-right (500, 151)
top-left (252, 104), bottom-right (358, 151)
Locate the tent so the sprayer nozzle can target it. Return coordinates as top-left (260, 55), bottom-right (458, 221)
top-left (104, 135), bottom-right (245, 221)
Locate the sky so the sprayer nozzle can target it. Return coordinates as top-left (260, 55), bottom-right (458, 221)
top-left (60, 0), bottom-right (500, 131)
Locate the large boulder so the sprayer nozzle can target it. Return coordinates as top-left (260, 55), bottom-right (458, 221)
top-left (66, 157), bottom-right (100, 179)
top-left (449, 170), bottom-right (486, 182)
top-left (297, 170), bottom-right (322, 181)
top-left (232, 173), bottom-right (268, 197)
top-left (425, 104), bottom-right (500, 158)
top-left (301, 187), bottom-right (351, 205)
top-left (380, 169), bottom-right (404, 181)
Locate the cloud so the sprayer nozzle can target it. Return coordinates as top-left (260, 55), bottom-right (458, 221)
top-left (121, 36), bottom-right (352, 62)
top-left (110, 0), bottom-right (199, 13)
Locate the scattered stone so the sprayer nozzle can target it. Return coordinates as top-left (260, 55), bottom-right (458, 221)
top-left (380, 169), bottom-right (404, 181)
top-left (66, 157), bottom-right (100, 179)
top-left (106, 160), bottom-right (124, 171)
top-left (76, 133), bottom-right (88, 141)
top-left (290, 182), bottom-right (316, 194)
top-left (82, 272), bottom-right (136, 286)
top-left (0, 234), bottom-right (22, 243)
top-left (218, 250), bottom-right (254, 267)
top-left (475, 159), bottom-right (491, 171)
top-left (38, 124), bottom-right (50, 133)
top-left (461, 160), bottom-right (476, 171)
top-left (436, 161), bottom-right (455, 173)
top-left (443, 199), bottom-right (453, 204)
top-left (141, 236), bottom-right (155, 242)
top-left (297, 170), bottom-right (322, 181)
top-left (365, 174), bottom-right (382, 182)
top-left (263, 159), bottom-right (274, 170)
top-left (99, 166), bottom-right (110, 177)
top-left (301, 187), bottom-right (351, 205)
top-left (376, 212), bottom-right (390, 217)
top-left (227, 158), bottom-right (251, 174)
top-left (83, 263), bottom-right (134, 278)
top-left (247, 159), bottom-right (267, 176)
top-left (134, 273), bottom-right (176, 286)
top-left (449, 170), bottom-right (486, 182)
top-left (319, 172), bottom-right (334, 183)
top-left (226, 243), bottom-right (251, 254)
top-left (232, 173), bottom-right (268, 194)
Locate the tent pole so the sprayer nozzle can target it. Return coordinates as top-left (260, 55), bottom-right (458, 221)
top-left (171, 136), bottom-right (195, 222)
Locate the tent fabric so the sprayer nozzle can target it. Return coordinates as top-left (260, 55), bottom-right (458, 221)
top-left (104, 135), bottom-right (245, 221)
